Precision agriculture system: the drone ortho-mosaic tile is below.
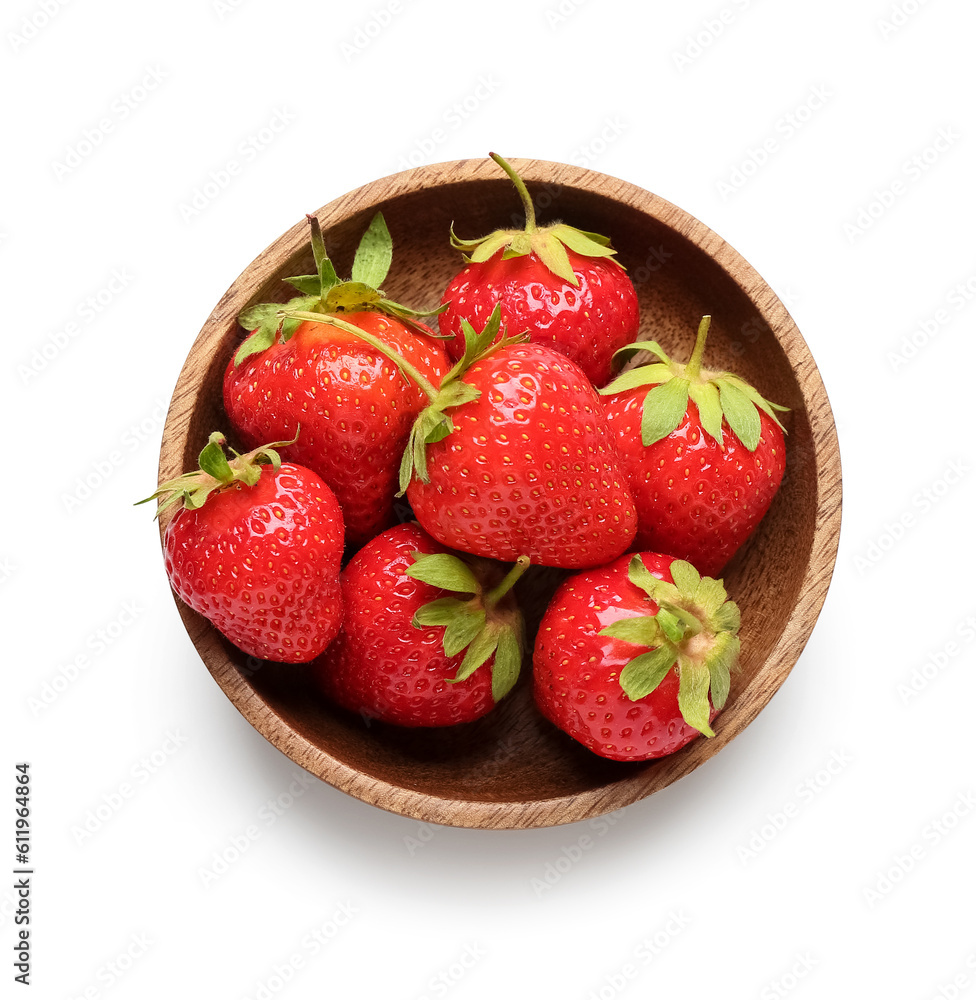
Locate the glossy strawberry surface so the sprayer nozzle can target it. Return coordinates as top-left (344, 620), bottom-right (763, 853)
top-left (406, 342), bottom-right (637, 570)
top-left (604, 389), bottom-right (786, 577)
top-left (439, 249), bottom-right (639, 388)
top-left (223, 313), bottom-right (451, 547)
top-left (163, 463), bottom-right (344, 663)
top-left (314, 523), bottom-right (500, 727)
top-left (533, 551), bottom-right (716, 761)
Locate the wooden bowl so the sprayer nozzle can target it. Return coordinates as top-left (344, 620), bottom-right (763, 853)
top-left (158, 158), bottom-right (842, 829)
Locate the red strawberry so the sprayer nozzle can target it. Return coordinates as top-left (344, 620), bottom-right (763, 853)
top-left (141, 433), bottom-right (344, 664)
top-left (439, 153), bottom-right (639, 388)
top-left (533, 551), bottom-right (741, 761)
top-left (223, 213), bottom-right (451, 547)
top-left (601, 315), bottom-right (788, 577)
top-left (314, 522), bottom-right (528, 727)
top-left (399, 309), bottom-right (637, 570)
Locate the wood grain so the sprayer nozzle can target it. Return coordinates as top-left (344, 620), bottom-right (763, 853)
top-left (158, 158), bottom-right (842, 829)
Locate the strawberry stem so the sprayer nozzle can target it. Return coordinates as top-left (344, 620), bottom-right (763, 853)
top-left (684, 315), bottom-right (712, 380)
top-left (283, 309), bottom-right (439, 401)
top-left (489, 152), bottom-right (536, 232)
top-left (307, 213), bottom-right (328, 271)
top-left (483, 555), bottom-right (531, 612)
top-left (137, 431), bottom-right (296, 518)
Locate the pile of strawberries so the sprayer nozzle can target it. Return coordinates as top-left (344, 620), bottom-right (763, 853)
top-left (145, 154), bottom-right (788, 763)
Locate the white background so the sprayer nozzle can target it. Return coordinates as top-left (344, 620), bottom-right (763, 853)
top-left (5, 0), bottom-right (975, 997)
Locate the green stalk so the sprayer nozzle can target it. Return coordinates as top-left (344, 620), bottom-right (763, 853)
top-left (282, 309), bottom-right (439, 401)
top-left (483, 555), bottom-right (531, 612)
top-left (489, 152), bottom-right (536, 232)
top-left (684, 315), bottom-right (712, 380)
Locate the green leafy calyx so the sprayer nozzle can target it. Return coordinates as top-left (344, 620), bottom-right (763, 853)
top-left (449, 152), bottom-right (621, 286)
top-left (137, 431), bottom-right (296, 518)
top-left (233, 212), bottom-right (443, 367)
top-left (599, 315), bottom-right (789, 451)
top-left (398, 303), bottom-right (527, 493)
top-left (407, 550), bottom-right (530, 703)
top-left (598, 556), bottom-right (742, 737)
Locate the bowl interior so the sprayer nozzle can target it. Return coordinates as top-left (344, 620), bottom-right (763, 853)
top-left (161, 158), bottom-right (841, 829)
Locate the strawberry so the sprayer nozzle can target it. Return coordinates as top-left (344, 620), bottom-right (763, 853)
top-left (314, 522), bottom-right (528, 727)
top-left (439, 153), bottom-right (639, 388)
top-left (223, 213), bottom-right (451, 547)
top-left (141, 433), bottom-right (344, 664)
top-left (533, 551), bottom-right (741, 761)
top-left (601, 315), bottom-right (788, 577)
top-left (398, 308), bottom-right (638, 570)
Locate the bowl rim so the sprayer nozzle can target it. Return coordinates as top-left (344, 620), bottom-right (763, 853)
top-left (158, 157), bottom-right (843, 830)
